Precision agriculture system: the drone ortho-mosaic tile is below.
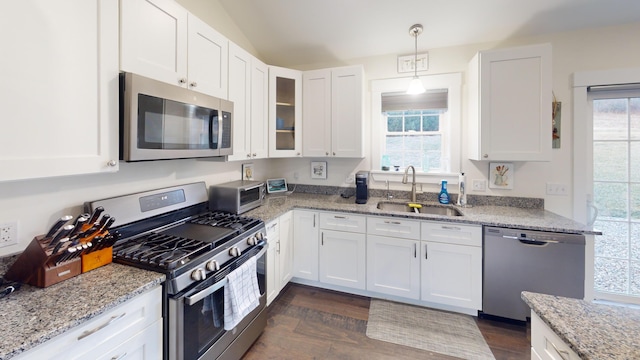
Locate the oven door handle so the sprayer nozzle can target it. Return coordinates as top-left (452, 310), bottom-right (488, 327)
top-left (185, 242), bottom-right (268, 306)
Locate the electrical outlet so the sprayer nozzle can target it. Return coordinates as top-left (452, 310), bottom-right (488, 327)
top-left (472, 179), bottom-right (486, 192)
top-left (546, 183), bottom-right (568, 196)
top-left (293, 172), bottom-right (299, 180)
top-left (0, 222), bottom-right (18, 247)
top-left (345, 174), bottom-right (355, 184)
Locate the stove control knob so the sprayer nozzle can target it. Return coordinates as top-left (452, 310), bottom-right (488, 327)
top-left (255, 232), bottom-right (265, 241)
top-left (229, 247), bottom-right (242, 257)
top-left (247, 236), bottom-right (257, 246)
top-left (206, 260), bottom-right (220, 272)
top-left (191, 268), bottom-right (206, 281)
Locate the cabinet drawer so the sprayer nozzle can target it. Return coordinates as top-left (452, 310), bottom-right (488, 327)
top-left (16, 286), bottom-right (162, 360)
top-left (531, 312), bottom-right (580, 360)
top-left (367, 216), bottom-right (420, 240)
top-left (266, 219), bottom-right (280, 242)
top-left (421, 222), bottom-right (482, 247)
top-left (319, 212), bottom-right (366, 233)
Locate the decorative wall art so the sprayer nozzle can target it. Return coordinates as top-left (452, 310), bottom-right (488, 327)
top-left (242, 163), bottom-right (254, 181)
top-left (311, 161), bottom-right (327, 179)
top-left (489, 162), bottom-right (513, 189)
top-left (552, 93), bottom-right (561, 149)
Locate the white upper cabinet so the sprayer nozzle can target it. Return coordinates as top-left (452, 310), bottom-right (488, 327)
top-left (121, 0), bottom-right (228, 98)
top-left (0, 0), bottom-right (119, 182)
top-left (303, 65), bottom-right (364, 158)
top-left (228, 43), bottom-right (268, 161)
top-left (269, 66), bottom-right (302, 157)
top-left (467, 43), bottom-right (552, 161)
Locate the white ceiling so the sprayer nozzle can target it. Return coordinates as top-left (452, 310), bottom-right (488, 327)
top-left (218, 0), bottom-right (640, 67)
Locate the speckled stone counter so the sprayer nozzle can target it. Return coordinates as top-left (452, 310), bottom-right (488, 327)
top-left (246, 192), bottom-right (601, 235)
top-left (522, 291), bottom-right (640, 359)
top-left (0, 260), bottom-right (164, 360)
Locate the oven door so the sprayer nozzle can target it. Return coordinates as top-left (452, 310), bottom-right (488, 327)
top-left (168, 244), bottom-right (267, 360)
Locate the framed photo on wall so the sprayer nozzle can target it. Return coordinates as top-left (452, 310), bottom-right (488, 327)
top-left (489, 162), bottom-right (513, 189)
top-left (242, 163), bottom-right (254, 181)
top-left (311, 161), bottom-right (327, 179)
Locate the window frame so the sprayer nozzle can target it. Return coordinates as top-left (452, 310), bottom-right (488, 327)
top-left (370, 73), bottom-right (462, 184)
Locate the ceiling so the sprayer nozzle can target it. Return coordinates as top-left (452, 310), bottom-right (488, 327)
top-left (218, 0), bottom-right (640, 67)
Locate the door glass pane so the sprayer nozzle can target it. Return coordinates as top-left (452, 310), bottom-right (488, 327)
top-left (594, 182), bottom-right (628, 219)
top-left (632, 183), bottom-right (640, 220)
top-left (632, 142), bottom-right (640, 183)
top-left (594, 220), bottom-right (629, 258)
top-left (593, 98), bottom-right (628, 140)
top-left (593, 142), bottom-right (628, 181)
top-left (631, 98), bottom-right (640, 140)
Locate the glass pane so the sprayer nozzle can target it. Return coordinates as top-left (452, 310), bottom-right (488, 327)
top-left (593, 98), bottom-right (628, 141)
top-left (632, 184), bottom-right (640, 220)
top-left (405, 116), bottom-right (421, 132)
top-left (594, 182), bottom-right (628, 219)
top-left (422, 134), bottom-right (441, 151)
top-left (422, 115), bottom-right (439, 131)
top-left (404, 136), bottom-right (422, 151)
top-left (632, 142), bottom-right (640, 183)
top-left (631, 261), bottom-right (640, 295)
top-left (593, 141), bottom-right (628, 181)
top-left (594, 220), bottom-right (629, 258)
top-left (631, 98), bottom-right (640, 140)
top-left (387, 117), bottom-right (402, 132)
top-left (594, 256), bottom-right (629, 293)
top-left (631, 223), bottom-right (640, 261)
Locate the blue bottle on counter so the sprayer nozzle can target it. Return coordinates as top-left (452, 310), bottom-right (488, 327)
top-left (439, 180), bottom-right (450, 204)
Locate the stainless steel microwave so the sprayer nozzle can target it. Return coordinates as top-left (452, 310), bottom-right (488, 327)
top-left (120, 72), bottom-right (233, 161)
top-left (209, 180), bottom-right (265, 214)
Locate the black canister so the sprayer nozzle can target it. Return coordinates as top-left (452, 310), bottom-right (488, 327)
top-left (355, 171), bottom-right (369, 204)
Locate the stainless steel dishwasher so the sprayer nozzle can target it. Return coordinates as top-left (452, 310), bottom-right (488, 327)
top-left (482, 226), bottom-right (585, 321)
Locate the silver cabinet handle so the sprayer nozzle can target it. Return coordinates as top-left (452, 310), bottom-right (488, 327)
top-left (77, 312), bottom-right (126, 340)
top-left (414, 243), bottom-right (417, 258)
top-left (252, 153), bottom-right (257, 157)
top-left (425, 244), bottom-right (428, 259)
top-left (321, 232), bottom-right (324, 246)
top-left (334, 215), bottom-right (347, 219)
top-left (190, 81), bottom-right (198, 87)
top-left (383, 220), bottom-right (402, 225)
top-left (107, 160), bottom-right (117, 167)
top-left (313, 214), bottom-right (316, 227)
top-left (441, 225), bottom-right (461, 231)
top-left (549, 341), bottom-right (570, 360)
top-left (111, 353), bottom-right (127, 360)
top-left (178, 78), bottom-right (187, 84)
top-left (483, 154), bottom-right (488, 158)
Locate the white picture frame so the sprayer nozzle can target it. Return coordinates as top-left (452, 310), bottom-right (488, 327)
top-left (242, 163), bottom-right (254, 181)
top-left (311, 161), bottom-right (327, 179)
top-left (489, 162), bottom-right (513, 189)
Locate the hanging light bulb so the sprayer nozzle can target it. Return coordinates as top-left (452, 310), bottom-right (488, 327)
top-left (406, 24), bottom-right (426, 95)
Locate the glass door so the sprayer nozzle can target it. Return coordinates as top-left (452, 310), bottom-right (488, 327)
top-left (268, 66), bottom-right (302, 157)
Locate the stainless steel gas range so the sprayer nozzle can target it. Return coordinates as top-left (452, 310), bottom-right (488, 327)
top-left (85, 182), bottom-right (267, 360)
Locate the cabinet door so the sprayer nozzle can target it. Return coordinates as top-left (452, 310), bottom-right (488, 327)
top-left (250, 58), bottom-right (269, 159)
top-left (319, 230), bottom-right (366, 290)
top-left (292, 210), bottom-right (319, 281)
top-left (269, 66), bottom-right (302, 157)
top-left (331, 66), bottom-right (364, 158)
top-left (421, 241), bottom-right (482, 310)
top-left (366, 234), bottom-right (420, 299)
top-left (302, 69), bottom-right (332, 157)
top-left (468, 43), bottom-right (552, 161)
top-left (0, 0), bottom-right (119, 182)
top-left (120, 0), bottom-right (188, 87)
top-left (227, 43), bottom-right (252, 161)
top-left (187, 13), bottom-right (228, 98)
top-left (531, 312), bottom-right (580, 360)
top-left (279, 211), bottom-right (294, 286)
top-left (265, 220), bottom-right (280, 306)
top-left (93, 320), bottom-right (162, 360)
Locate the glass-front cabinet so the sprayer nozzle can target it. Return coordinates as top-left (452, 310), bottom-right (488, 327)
top-left (269, 66), bottom-right (302, 157)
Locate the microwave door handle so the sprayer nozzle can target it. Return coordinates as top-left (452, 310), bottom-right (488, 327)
top-left (209, 110), bottom-right (219, 150)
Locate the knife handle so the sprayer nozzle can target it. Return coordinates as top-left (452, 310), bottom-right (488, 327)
top-left (84, 206), bottom-right (104, 230)
top-left (67, 217), bottom-right (88, 239)
top-left (49, 225), bottom-right (75, 247)
top-left (44, 215), bottom-right (73, 238)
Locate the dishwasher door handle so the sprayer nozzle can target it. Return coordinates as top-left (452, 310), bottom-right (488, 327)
top-left (502, 235), bottom-right (559, 246)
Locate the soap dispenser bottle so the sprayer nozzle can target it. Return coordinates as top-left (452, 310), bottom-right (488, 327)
top-left (439, 180), bottom-right (450, 204)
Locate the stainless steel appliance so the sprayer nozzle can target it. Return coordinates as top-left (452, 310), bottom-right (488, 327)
top-left (120, 72), bottom-right (233, 161)
top-left (355, 171), bottom-right (369, 204)
top-left (85, 182), bottom-right (267, 360)
top-left (482, 227), bottom-right (585, 321)
top-left (209, 180), bottom-right (265, 214)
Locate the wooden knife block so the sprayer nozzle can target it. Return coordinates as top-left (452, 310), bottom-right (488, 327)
top-left (4, 236), bottom-right (81, 288)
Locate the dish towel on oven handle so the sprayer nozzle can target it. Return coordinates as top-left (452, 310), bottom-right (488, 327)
top-left (223, 256), bottom-right (260, 330)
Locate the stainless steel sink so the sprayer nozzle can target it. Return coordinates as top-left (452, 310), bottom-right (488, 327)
top-left (376, 201), bottom-right (463, 216)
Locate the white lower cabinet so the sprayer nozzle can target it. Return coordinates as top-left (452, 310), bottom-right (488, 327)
top-left (15, 286), bottom-right (162, 360)
top-left (266, 213), bottom-right (293, 306)
top-left (531, 312), bottom-right (580, 360)
top-left (420, 222), bottom-right (482, 311)
top-left (292, 210), bottom-right (319, 281)
top-left (318, 213), bottom-right (366, 290)
top-left (366, 216), bottom-right (421, 299)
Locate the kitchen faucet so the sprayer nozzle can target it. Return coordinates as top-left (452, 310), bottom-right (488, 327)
top-left (402, 165), bottom-right (417, 203)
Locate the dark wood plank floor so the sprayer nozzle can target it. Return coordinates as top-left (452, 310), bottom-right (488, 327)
top-left (244, 283), bottom-right (530, 360)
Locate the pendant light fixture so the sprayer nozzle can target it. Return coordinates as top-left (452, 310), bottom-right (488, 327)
top-left (406, 24), bottom-right (426, 95)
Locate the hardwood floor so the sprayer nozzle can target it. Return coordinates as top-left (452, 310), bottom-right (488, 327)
top-left (244, 284), bottom-right (530, 360)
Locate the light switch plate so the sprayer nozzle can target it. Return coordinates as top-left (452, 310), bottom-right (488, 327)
top-left (397, 53), bottom-right (429, 73)
top-left (472, 179), bottom-right (486, 192)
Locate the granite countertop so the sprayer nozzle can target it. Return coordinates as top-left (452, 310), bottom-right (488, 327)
top-left (522, 291), bottom-right (640, 359)
top-left (247, 192), bottom-right (601, 235)
top-left (0, 260), bottom-right (165, 360)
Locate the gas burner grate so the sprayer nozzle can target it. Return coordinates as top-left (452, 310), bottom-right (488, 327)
top-left (189, 212), bottom-right (261, 231)
top-left (114, 233), bottom-right (211, 270)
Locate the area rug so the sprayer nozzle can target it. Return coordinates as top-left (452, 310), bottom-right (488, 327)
top-left (366, 299), bottom-right (495, 359)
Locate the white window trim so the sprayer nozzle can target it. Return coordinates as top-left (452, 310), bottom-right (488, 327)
top-left (371, 73), bottom-right (462, 184)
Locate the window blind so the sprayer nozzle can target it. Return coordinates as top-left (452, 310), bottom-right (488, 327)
top-left (381, 89), bottom-right (448, 112)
